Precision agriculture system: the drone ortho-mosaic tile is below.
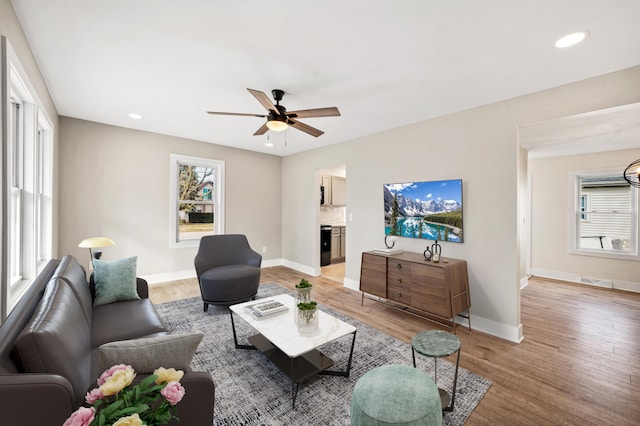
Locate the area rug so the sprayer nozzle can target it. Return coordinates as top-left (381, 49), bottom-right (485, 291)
top-left (155, 283), bottom-right (491, 425)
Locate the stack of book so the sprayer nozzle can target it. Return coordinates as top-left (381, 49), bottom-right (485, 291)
top-left (245, 299), bottom-right (288, 318)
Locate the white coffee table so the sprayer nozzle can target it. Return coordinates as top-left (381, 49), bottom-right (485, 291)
top-left (229, 294), bottom-right (357, 408)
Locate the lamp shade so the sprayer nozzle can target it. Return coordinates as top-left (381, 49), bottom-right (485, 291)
top-left (78, 237), bottom-right (116, 249)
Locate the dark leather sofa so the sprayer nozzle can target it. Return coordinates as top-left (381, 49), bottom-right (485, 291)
top-left (0, 255), bottom-right (214, 425)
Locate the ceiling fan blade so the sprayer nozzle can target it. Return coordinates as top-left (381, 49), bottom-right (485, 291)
top-left (253, 122), bottom-right (269, 136)
top-left (207, 111), bottom-right (266, 117)
top-left (247, 88), bottom-right (280, 114)
top-left (288, 118), bottom-right (324, 137)
top-left (286, 107), bottom-right (341, 119)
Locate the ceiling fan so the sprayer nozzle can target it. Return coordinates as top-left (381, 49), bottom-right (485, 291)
top-left (207, 88), bottom-right (340, 137)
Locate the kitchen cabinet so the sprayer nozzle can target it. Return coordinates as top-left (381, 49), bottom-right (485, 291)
top-left (359, 251), bottom-right (470, 332)
top-left (331, 176), bottom-right (346, 205)
top-left (330, 226), bottom-right (346, 263)
top-left (321, 175), bottom-right (346, 206)
top-left (321, 175), bottom-right (332, 206)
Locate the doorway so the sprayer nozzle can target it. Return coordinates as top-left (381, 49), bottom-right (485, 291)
top-left (319, 164), bottom-right (346, 284)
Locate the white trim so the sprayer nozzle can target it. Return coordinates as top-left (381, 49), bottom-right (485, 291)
top-left (169, 154), bottom-right (225, 249)
top-left (469, 314), bottom-right (523, 343)
top-left (280, 259), bottom-right (319, 277)
top-left (531, 267), bottom-right (640, 293)
top-left (144, 259), bottom-right (286, 285)
top-left (1, 37), bottom-right (54, 322)
top-left (568, 168), bottom-right (639, 261)
top-left (343, 277), bottom-right (359, 291)
top-left (143, 269), bottom-right (196, 285)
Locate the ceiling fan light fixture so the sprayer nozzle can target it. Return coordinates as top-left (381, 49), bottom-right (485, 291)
top-left (624, 158), bottom-right (640, 188)
top-left (266, 116), bottom-right (288, 132)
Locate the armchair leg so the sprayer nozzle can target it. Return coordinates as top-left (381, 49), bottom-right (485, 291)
top-left (203, 302), bottom-right (209, 312)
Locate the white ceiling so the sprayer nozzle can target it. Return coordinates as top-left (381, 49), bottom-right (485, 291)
top-left (11, 0), bottom-right (640, 156)
top-left (520, 102), bottom-right (640, 159)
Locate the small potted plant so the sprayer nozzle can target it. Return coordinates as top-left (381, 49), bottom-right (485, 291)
top-left (295, 278), bottom-right (313, 304)
top-left (297, 301), bottom-right (318, 333)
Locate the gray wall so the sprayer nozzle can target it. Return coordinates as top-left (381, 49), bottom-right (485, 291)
top-left (281, 65), bottom-right (640, 342)
top-left (529, 147), bottom-right (640, 290)
top-left (1, 0), bottom-right (59, 318)
top-left (0, 0), bottom-right (60, 255)
top-left (58, 117), bottom-right (282, 278)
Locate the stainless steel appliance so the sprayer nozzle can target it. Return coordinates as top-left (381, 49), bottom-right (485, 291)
top-left (320, 225), bottom-right (332, 266)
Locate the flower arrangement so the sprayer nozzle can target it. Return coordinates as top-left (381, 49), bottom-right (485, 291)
top-left (295, 278), bottom-right (312, 289)
top-left (63, 364), bottom-right (185, 426)
top-left (295, 279), bottom-right (313, 304)
top-left (297, 301), bottom-right (318, 324)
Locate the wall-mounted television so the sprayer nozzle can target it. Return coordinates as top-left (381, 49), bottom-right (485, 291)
top-left (384, 179), bottom-right (463, 243)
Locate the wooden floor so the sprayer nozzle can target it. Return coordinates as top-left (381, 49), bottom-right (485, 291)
top-left (150, 267), bottom-right (640, 425)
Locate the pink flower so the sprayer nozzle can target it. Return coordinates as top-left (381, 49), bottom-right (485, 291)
top-left (161, 381), bottom-right (185, 405)
top-left (97, 364), bottom-right (130, 385)
top-left (85, 387), bottom-right (104, 404)
top-left (63, 406), bottom-right (95, 426)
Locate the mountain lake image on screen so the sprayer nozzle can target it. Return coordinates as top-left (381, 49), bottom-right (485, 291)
top-left (384, 179), bottom-right (463, 243)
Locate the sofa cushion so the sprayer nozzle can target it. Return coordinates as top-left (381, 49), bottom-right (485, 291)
top-left (11, 278), bottom-right (92, 405)
top-left (99, 333), bottom-right (204, 373)
top-left (91, 299), bottom-right (167, 348)
top-left (53, 255), bottom-right (93, 324)
top-left (93, 257), bottom-right (140, 306)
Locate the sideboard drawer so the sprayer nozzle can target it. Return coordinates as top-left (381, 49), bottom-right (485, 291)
top-left (387, 285), bottom-right (412, 304)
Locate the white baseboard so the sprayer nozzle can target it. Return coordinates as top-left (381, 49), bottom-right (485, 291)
top-left (261, 258), bottom-right (283, 269)
top-left (143, 269), bottom-right (196, 285)
top-left (520, 276), bottom-right (529, 290)
top-left (280, 259), bottom-right (319, 277)
top-left (343, 277), bottom-right (359, 291)
top-left (469, 314), bottom-right (523, 343)
top-left (144, 258), bottom-right (322, 285)
top-left (531, 268), bottom-right (640, 293)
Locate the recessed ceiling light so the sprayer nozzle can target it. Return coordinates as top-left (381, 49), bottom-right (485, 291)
top-left (128, 113), bottom-right (143, 119)
top-left (555, 30), bottom-right (590, 48)
top-left (265, 142), bottom-right (274, 148)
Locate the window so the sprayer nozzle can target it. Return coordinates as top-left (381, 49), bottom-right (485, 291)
top-left (579, 194), bottom-right (590, 221)
top-left (9, 100), bottom-right (24, 285)
top-left (571, 170), bottom-right (638, 259)
top-left (35, 115), bottom-right (53, 266)
top-left (2, 37), bottom-right (54, 321)
top-left (169, 154), bottom-right (225, 248)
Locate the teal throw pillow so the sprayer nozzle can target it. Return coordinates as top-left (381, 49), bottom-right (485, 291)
top-left (93, 257), bottom-right (140, 306)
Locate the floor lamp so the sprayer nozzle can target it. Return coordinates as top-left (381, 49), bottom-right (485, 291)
top-left (78, 237), bottom-right (116, 270)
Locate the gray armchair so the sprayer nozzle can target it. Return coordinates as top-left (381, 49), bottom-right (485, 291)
top-left (194, 234), bottom-right (262, 312)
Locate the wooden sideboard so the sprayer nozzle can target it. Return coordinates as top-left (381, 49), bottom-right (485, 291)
top-left (360, 251), bottom-right (471, 332)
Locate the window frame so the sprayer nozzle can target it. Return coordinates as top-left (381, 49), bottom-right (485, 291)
top-left (169, 154), bottom-right (225, 248)
top-left (569, 168), bottom-right (639, 260)
top-left (2, 37), bottom-right (55, 321)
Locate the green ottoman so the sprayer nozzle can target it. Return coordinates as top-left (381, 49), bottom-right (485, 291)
top-left (351, 365), bottom-right (442, 426)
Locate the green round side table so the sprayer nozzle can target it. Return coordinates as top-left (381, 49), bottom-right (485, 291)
top-left (411, 330), bottom-right (461, 412)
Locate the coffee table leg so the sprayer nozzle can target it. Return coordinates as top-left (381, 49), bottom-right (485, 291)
top-left (290, 356), bottom-right (301, 409)
top-left (319, 331), bottom-right (357, 377)
top-left (229, 310), bottom-right (257, 350)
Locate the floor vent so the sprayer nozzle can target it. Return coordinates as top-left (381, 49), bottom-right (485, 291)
top-left (580, 277), bottom-right (613, 288)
